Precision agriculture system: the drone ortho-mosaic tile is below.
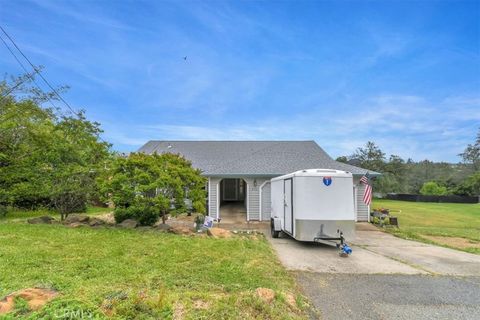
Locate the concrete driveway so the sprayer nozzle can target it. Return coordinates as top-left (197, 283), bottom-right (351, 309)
top-left (268, 223), bottom-right (480, 319)
top-left (268, 223), bottom-right (480, 276)
top-left (296, 273), bottom-right (480, 320)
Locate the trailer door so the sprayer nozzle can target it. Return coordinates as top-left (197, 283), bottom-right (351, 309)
top-left (284, 178), bottom-right (293, 235)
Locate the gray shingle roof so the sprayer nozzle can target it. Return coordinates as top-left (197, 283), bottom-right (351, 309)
top-left (138, 140), bottom-right (379, 177)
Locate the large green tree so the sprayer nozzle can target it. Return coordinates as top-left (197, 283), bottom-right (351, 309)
top-left (0, 72), bottom-right (110, 218)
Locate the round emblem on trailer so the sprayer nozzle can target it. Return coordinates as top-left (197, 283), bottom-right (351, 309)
top-left (323, 176), bottom-right (332, 186)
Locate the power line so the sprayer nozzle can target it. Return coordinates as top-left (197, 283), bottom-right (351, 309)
top-left (0, 25), bottom-right (109, 145)
top-left (0, 25), bottom-right (78, 116)
top-left (0, 75), bottom-right (32, 99)
top-left (0, 33), bottom-right (58, 110)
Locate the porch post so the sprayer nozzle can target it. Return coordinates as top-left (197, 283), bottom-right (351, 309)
top-left (246, 181), bottom-right (249, 221)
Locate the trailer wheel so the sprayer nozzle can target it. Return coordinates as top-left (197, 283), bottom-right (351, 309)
top-left (271, 220), bottom-right (280, 238)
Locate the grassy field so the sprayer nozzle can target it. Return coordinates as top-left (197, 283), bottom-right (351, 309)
top-left (373, 199), bottom-right (480, 254)
top-left (0, 212), bottom-right (308, 319)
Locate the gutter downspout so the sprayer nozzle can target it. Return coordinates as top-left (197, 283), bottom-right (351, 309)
top-left (258, 180), bottom-right (269, 222)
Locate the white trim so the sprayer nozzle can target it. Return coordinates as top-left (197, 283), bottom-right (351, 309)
top-left (246, 182), bottom-right (250, 221)
top-left (216, 182), bottom-right (220, 220)
top-left (208, 178), bottom-right (211, 216)
top-left (353, 185), bottom-right (358, 222)
top-left (258, 180), bottom-right (269, 222)
top-left (367, 204), bottom-right (371, 223)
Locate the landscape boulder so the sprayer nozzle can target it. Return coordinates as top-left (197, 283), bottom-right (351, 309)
top-left (255, 288), bottom-right (275, 304)
top-left (207, 227), bottom-right (232, 239)
top-left (88, 217), bottom-right (106, 227)
top-left (27, 216), bottom-right (55, 224)
top-left (64, 214), bottom-right (90, 224)
top-left (118, 219), bottom-right (138, 229)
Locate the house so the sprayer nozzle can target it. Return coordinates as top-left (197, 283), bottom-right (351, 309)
top-left (138, 140), bottom-right (379, 222)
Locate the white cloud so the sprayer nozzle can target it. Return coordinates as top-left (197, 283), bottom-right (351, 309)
top-left (105, 93), bottom-right (479, 163)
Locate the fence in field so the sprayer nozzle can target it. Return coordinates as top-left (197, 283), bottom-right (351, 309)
top-left (386, 193), bottom-right (480, 204)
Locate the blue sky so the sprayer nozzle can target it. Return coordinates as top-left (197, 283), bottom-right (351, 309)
top-left (1, 0), bottom-right (479, 162)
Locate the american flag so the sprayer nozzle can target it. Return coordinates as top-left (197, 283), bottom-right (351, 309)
top-left (360, 173), bottom-right (372, 206)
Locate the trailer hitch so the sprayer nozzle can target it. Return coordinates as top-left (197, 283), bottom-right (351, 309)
top-left (313, 225), bottom-right (353, 257)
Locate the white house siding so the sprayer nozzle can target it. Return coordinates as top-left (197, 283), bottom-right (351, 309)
top-left (354, 177), bottom-right (370, 222)
top-left (243, 178), bottom-right (267, 221)
top-left (208, 177), bottom-right (221, 219)
top-left (208, 177), bottom-right (268, 221)
top-left (260, 182), bottom-right (271, 221)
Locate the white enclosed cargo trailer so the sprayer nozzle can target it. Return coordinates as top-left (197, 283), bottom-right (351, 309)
top-left (270, 169), bottom-right (355, 246)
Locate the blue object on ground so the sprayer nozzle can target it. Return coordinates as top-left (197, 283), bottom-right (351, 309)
top-left (341, 244), bottom-right (352, 255)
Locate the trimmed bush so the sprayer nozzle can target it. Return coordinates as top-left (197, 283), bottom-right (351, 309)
top-left (114, 205), bottom-right (159, 226)
top-left (113, 207), bottom-right (134, 224)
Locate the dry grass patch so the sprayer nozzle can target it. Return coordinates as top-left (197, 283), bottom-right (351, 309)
top-left (421, 235), bottom-right (480, 249)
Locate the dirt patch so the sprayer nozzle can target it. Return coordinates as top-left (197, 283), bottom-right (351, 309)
top-left (173, 302), bottom-right (185, 320)
top-left (0, 288), bottom-right (58, 314)
top-left (169, 226), bottom-right (194, 235)
top-left (165, 215), bottom-right (196, 230)
top-left (421, 235), bottom-right (480, 249)
top-left (255, 288), bottom-right (275, 304)
top-left (207, 227), bottom-right (232, 238)
top-left (284, 292), bottom-right (298, 311)
top-left (192, 299), bottom-right (210, 310)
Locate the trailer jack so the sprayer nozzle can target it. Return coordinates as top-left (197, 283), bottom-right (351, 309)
top-left (339, 243), bottom-right (352, 257)
top-left (313, 225), bottom-right (352, 257)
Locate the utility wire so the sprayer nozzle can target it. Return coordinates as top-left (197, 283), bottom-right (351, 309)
top-left (0, 25), bottom-right (78, 116)
top-left (0, 33), bottom-right (58, 110)
top-left (0, 75), bottom-right (33, 99)
top-left (0, 25), bottom-right (109, 145)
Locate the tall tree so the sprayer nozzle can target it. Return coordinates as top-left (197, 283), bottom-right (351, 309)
top-left (459, 128), bottom-right (480, 171)
top-left (0, 72), bottom-right (110, 218)
top-left (350, 141), bottom-right (386, 172)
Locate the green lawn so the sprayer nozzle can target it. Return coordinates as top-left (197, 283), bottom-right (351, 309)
top-left (0, 213), bottom-right (308, 319)
top-left (373, 199), bottom-right (480, 254)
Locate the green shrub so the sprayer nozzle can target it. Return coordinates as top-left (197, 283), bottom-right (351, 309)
top-left (114, 205), bottom-right (159, 226)
top-left (420, 181), bottom-right (448, 195)
top-left (113, 207), bottom-right (134, 223)
top-left (133, 205), bottom-right (159, 226)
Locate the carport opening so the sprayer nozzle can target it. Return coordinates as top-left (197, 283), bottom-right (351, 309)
top-left (219, 178), bottom-right (247, 221)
